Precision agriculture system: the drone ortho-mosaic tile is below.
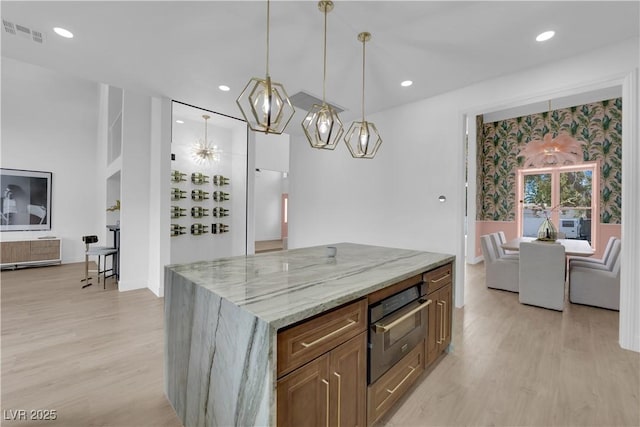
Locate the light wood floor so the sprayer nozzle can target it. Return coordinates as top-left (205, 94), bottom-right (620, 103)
top-left (255, 239), bottom-right (285, 253)
top-left (1, 263), bottom-right (182, 427)
top-left (1, 262), bottom-right (638, 426)
top-left (382, 263), bottom-right (640, 426)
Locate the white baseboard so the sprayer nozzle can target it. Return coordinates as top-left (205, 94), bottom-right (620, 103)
top-left (467, 255), bottom-right (484, 265)
top-left (117, 280), bottom-right (147, 292)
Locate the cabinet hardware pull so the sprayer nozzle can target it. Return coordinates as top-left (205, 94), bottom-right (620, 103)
top-left (334, 372), bottom-right (342, 427)
top-left (374, 300), bottom-right (431, 334)
top-left (300, 320), bottom-right (357, 348)
top-left (322, 378), bottom-right (329, 427)
top-left (442, 300), bottom-right (447, 344)
top-left (386, 366), bottom-right (416, 395)
top-left (431, 273), bottom-right (450, 283)
top-left (436, 301), bottom-right (444, 344)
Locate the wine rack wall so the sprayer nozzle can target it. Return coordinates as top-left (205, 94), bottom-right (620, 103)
top-left (171, 170), bottom-right (231, 237)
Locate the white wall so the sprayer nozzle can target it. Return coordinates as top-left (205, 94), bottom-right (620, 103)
top-left (169, 112), bottom-right (247, 265)
top-left (254, 170), bottom-right (284, 241)
top-left (118, 91), bottom-right (152, 291)
top-left (289, 38), bottom-right (639, 350)
top-left (1, 58), bottom-right (100, 263)
top-left (254, 132), bottom-right (289, 242)
top-left (255, 133), bottom-right (289, 172)
top-left (147, 97), bottom-right (172, 297)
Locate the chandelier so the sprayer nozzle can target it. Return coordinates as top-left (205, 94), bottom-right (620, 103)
top-left (192, 115), bottom-right (220, 164)
top-left (520, 101), bottom-right (582, 167)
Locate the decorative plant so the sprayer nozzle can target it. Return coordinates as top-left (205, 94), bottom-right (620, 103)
top-left (107, 200), bottom-right (121, 212)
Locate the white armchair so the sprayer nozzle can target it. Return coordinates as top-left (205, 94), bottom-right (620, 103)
top-left (569, 239), bottom-right (621, 310)
top-left (480, 234), bottom-right (519, 293)
top-left (492, 232), bottom-right (517, 257)
top-left (567, 236), bottom-right (617, 268)
top-left (519, 241), bottom-right (566, 311)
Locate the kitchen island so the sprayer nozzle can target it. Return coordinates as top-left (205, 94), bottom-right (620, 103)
top-left (165, 243), bottom-right (454, 427)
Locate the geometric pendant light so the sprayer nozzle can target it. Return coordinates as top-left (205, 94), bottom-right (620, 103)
top-left (302, 0), bottom-right (344, 150)
top-left (344, 31), bottom-right (382, 159)
top-left (236, 0), bottom-right (295, 135)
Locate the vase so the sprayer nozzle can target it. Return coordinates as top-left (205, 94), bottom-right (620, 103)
top-left (537, 218), bottom-right (558, 241)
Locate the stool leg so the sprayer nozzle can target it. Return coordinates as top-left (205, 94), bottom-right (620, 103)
top-left (97, 255), bottom-right (102, 284)
top-left (81, 244), bottom-right (92, 289)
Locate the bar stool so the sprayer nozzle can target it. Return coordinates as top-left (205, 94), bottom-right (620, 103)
top-left (81, 235), bottom-right (118, 289)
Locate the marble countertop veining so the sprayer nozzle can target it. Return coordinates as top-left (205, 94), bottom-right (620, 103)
top-left (167, 242), bottom-right (454, 329)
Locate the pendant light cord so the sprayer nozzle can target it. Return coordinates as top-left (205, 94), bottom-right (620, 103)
top-left (361, 37), bottom-right (366, 123)
top-left (266, 0), bottom-right (270, 77)
top-left (547, 99), bottom-right (551, 136)
top-left (322, 6), bottom-right (327, 103)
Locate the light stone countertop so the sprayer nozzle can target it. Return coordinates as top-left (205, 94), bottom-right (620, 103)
top-left (167, 242), bottom-right (455, 330)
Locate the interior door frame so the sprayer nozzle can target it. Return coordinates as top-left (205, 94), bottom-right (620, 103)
top-left (463, 69), bottom-right (638, 352)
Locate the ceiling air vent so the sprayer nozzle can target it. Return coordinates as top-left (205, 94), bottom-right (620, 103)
top-left (2, 19), bottom-right (44, 43)
top-left (2, 19), bottom-right (16, 35)
top-left (290, 91), bottom-right (345, 113)
top-left (31, 30), bottom-right (43, 44)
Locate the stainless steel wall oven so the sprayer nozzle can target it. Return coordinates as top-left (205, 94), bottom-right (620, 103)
top-left (368, 282), bottom-right (430, 384)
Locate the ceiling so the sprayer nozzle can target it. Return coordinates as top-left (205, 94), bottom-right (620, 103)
top-left (2, 1), bottom-right (639, 124)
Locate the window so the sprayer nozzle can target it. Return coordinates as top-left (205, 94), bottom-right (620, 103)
top-left (517, 162), bottom-right (598, 245)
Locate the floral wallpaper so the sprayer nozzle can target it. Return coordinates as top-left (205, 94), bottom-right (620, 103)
top-left (477, 98), bottom-right (622, 223)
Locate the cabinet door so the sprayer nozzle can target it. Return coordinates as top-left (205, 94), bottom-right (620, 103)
top-left (0, 241), bottom-right (30, 263)
top-left (329, 333), bottom-right (366, 427)
top-left (277, 354), bottom-right (330, 427)
top-left (439, 283), bottom-right (452, 351)
top-left (425, 292), bottom-right (439, 366)
top-left (29, 240), bottom-right (60, 261)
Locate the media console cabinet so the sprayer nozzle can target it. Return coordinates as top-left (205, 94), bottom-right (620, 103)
top-left (0, 238), bottom-right (61, 269)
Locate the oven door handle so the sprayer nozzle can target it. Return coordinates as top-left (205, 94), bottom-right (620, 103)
top-left (374, 299), bottom-right (431, 334)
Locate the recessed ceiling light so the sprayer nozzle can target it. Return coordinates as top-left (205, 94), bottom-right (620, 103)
top-left (175, 120), bottom-right (184, 124)
top-left (536, 30), bottom-right (555, 42)
top-left (53, 27), bottom-right (73, 39)
top-left (401, 80), bottom-right (413, 87)
top-left (218, 85), bottom-right (230, 92)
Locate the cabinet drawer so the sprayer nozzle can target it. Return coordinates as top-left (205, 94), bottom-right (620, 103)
top-left (1, 241), bottom-right (30, 263)
top-left (277, 299), bottom-right (367, 378)
top-left (423, 263), bottom-right (452, 294)
top-left (367, 342), bottom-right (424, 425)
top-left (30, 240), bottom-right (60, 261)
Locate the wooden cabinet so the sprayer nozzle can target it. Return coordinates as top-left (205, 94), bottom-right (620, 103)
top-left (367, 342), bottom-right (424, 425)
top-left (277, 352), bottom-right (330, 427)
top-left (277, 262), bottom-right (454, 427)
top-left (330, 333), bottom-right (367, 427)
top-left (1, 239), bottom-right (61, 268)
top-left (277, 299), bottom-right (367, 377)
top-left (277, 300), bottom-right (367, 427)
top-left (1, 241), bottom-right (30, 264)
top-left (424, 263), bottom-right (453, 366)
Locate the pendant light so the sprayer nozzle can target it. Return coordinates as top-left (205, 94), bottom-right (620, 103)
top-left (236, 0), bottom-right (295, 135)
top-left (192, 115), bottom-right (220, 164)
top-left (520, 100), bottom-right (581, 168)
top-left (344, 32), bottom-right (382, 159)
top-left (302, 1), bottom-right (344, 150)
